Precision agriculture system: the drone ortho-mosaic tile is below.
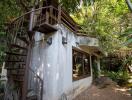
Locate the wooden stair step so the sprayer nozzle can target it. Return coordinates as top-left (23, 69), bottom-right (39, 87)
top-left (5, 63), bottom-right (26, 69)
top-left (34, 22), bottom-right (57, 34)
top-left (8, 76), bottom-right (24, 82)
top-left (6, 67), bottom-right (25, 70)
top-left (18, 36), bottom-right (29, 45)
top-left (10, 73), bottom-right (24, 76)
top-left (8, 70), bottom-right (24, 75)
top-left (7, 74), bottom-right (24, 82)
top-left (5, 60), bottom-right (25, 62)
top-left (9, 69), bottom-right (25, 72)
top-left (14, 79), bottom-right (24, 82)
top-left (10, 44), bottom-right (27, 50)
top-left (7, 74), bottom-right (24, 78)
top-left (6, 52), bottom-right (27, 56)
top-left (8, 70), bottom-right (24, 73)
top-left (8, 72), bottom-right (24, 76)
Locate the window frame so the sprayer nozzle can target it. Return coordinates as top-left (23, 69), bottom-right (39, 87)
top-left (72, 47), bottom-right (91, 81)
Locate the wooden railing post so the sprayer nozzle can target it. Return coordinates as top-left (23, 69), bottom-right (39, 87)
top-left (50, 7), bottom-right (53, 24)
top-left (29, 8), bottom-right (35, 31)
top-left (46, 11), bottom-right (49, 23)
top-left (22, 8), bottom-right (35, 100)
top-left (58, 5), bottom-right (61, 24)
top-left (22, 44), bottom-right (32, 100)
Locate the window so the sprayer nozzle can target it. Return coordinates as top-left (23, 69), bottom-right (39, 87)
top-left (72, 48), bottom-right (91, 81)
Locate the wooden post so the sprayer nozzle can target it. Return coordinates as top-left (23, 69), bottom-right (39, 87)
top-left (29, 8), bottom-right (35, 31)
top-left (58, 5), bottom-right (61, 24)
top-left (46, 11), bottom-right (49, 23)
top-left (22, 7), bottom-right (35, 100)
top-left (50, 7), bottom-right (53, 24)
top-left (22, 45), bottom-right (32, 100)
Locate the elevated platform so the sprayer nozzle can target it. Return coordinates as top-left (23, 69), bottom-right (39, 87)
top-left (34, 23), bottom-right (57, 34)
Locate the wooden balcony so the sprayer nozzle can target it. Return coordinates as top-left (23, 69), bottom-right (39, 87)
top-left (7, 5), bottom-right (80, 43)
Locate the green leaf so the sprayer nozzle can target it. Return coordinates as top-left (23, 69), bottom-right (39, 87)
top-left (124, 38), bottom-right (132, 46)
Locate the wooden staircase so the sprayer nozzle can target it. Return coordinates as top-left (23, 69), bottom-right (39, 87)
top-left (5, 17), bottom-right (31, 99)
top-left (5, 6), bottom-right (58, 100)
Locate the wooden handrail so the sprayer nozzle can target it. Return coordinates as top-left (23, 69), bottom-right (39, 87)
top-left (8, 5), bottom-right (80, 34)
top-left (9, 6), bottom-right (53, 25)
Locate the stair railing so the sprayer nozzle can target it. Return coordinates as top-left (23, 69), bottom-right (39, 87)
top-left (7, 6), bottom-right (59, 45)
top-left (27, 67), bottom-right (43, 100)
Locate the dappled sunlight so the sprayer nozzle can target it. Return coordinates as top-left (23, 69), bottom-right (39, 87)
top-left (92, 93), bottom-right (100, 97)
top-left (114, 87), bottom-right (131, 97)
top-left (47, 64), bottom-right (51, 68)
top-left (56, 73), bottom-right (59, 80)
top-left (74, 78), bottom-right (132, 100)
top-left (115, 87), bottom-right (129, 92)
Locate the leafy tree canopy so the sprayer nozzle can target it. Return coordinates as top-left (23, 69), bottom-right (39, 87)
top-left (71, 0), bottom-right (131, 52)
top-left (0, 0), bottom-right (132, 63)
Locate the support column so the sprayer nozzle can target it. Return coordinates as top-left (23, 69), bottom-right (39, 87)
top-left (97, 58), bottom-right (101, 77)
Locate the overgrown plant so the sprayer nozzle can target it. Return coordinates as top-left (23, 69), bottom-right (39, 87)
top-left (107, 69), bottom-right (130, 86)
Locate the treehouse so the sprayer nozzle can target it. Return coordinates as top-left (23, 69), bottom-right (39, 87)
top-left (4, 1), bottom-right (103, 100)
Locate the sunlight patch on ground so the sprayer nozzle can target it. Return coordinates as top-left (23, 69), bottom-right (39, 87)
top-left (114, 87), bottom-right (131, 96)
top-left (92, 93), bottom-right (100, 97)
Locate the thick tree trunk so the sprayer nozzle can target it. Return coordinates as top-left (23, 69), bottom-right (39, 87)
top-left (125, 0), bottom-right (132, 12)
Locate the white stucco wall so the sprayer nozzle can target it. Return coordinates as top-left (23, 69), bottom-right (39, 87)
top-left (79, 36), bottom-right (99, 47)
top-left (30, 24), bottom-right (94, 100)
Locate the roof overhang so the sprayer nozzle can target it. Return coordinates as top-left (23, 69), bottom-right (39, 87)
top-left (79, 45), bottom-right (105, 58)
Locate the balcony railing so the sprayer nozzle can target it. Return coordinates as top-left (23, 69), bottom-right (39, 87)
top-left (6, 6), bottom-right (79, 45)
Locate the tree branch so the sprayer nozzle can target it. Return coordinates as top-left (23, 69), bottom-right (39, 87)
top-left (125, 0), bottom-right (132, 12)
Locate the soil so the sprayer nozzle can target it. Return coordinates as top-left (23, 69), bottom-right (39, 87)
top-left (73, 77), bottom-right (132, 100)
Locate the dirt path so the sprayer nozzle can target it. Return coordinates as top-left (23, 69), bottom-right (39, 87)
top-left (74, 77), bottom-right (132, 100)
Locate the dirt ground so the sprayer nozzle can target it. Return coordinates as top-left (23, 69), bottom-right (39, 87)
top-left (74, 77), bottom-right (132, 100)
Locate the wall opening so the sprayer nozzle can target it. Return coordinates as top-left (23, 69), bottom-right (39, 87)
top-left (72, 47), bottom-right (91, 81)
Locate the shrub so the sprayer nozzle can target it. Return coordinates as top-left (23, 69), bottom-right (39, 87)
top-left (107, 70), bottom-right (129, 86)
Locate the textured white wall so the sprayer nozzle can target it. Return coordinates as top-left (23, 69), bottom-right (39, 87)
top-left (79, 36), bottom-right (99, 46)
top-left (30, 24), bottom-right (96, 100)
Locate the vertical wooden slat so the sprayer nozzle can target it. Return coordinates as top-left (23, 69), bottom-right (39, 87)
top-left (29, 8), bottom-right (35, 31)
top-left (46, 11), bottom-right (49, 23)
top-left (58, 5), bottom-right (61, 23)
top-left (50, 7), bottom-right (53, 24)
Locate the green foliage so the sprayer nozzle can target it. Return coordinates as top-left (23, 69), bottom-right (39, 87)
top-left (92, 60), bottom-right (99, 79)
top-left (122, 30), bottom-right (132, 46)
top-left (0, 0), bottom-right (22, 68)
top-left (60, 0), bottom-right (91, 13)
top-left (102, 55), bottom-right (131, 86)
top-left (107, 70), bottom-right (130, 86)
top-left (71, 0), bottom-right (130, 52)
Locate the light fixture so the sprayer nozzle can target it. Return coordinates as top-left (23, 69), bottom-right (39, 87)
top-left (47, 37), bottom-right (52, 45)
top-left (62, 36), bottom-right (67, 44)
